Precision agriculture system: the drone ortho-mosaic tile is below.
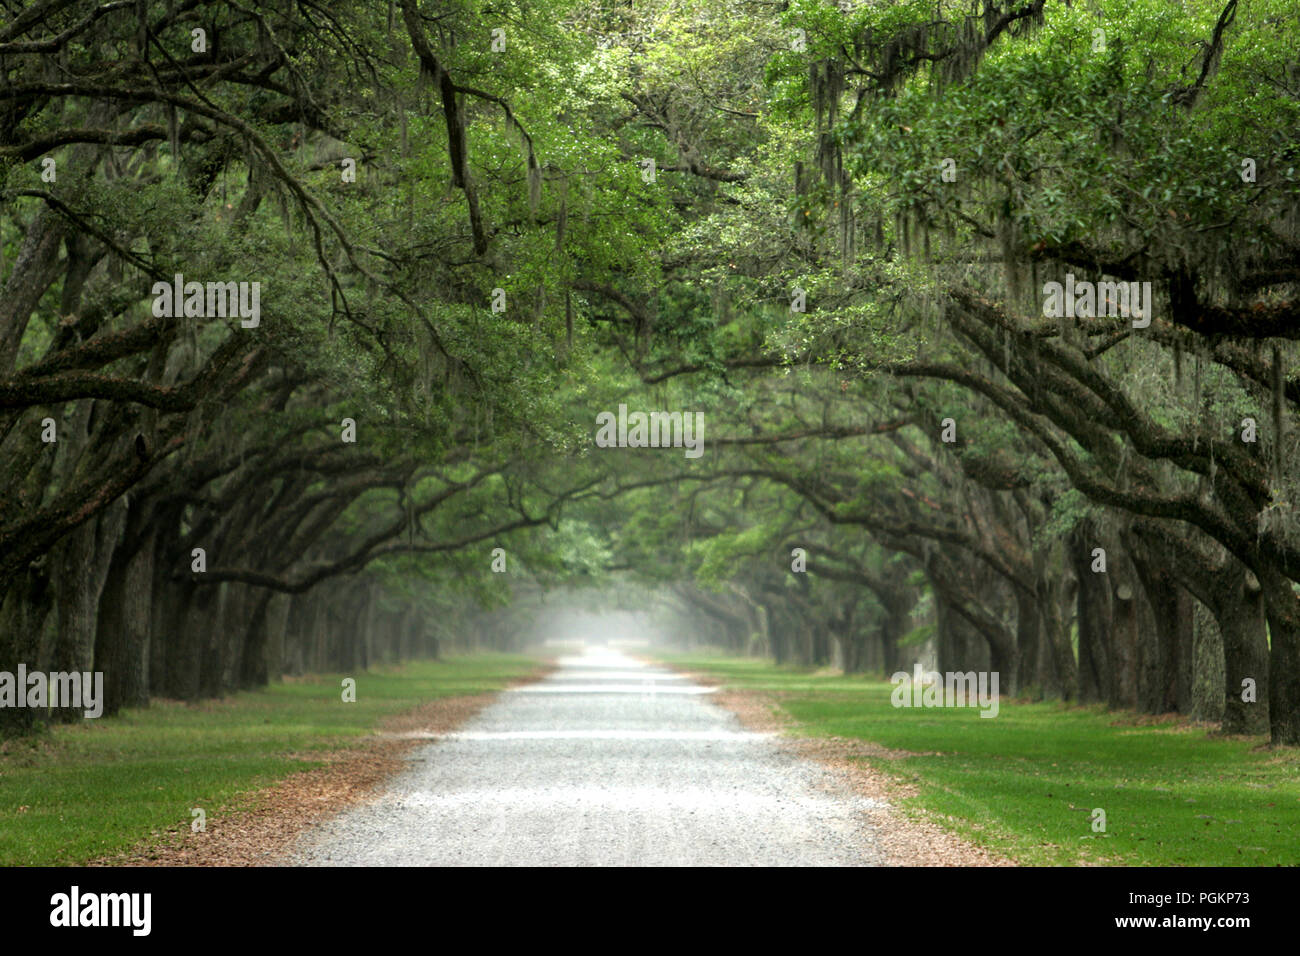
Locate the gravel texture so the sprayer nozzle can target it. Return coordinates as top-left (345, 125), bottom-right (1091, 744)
top-left (287, 647), bottom-right (885, 866)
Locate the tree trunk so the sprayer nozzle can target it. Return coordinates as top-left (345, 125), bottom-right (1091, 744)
top-left (93, 525), bottom-right (156, 716)
top-left (1215, 569), bottom-right (1269, 735)
top-left (1013, 588), bottom-right (1040, 697)
top-left (1131, 558), bottom-right (1193, 714)
top-left (238, 592), bottom-right (275, 689)
top-left (0, 571), bottom-right (53, 736)
top-left (1072, 541), bottom-right (1112, 704)
top-left (1259, 568), bottom-right (1300, 745)
top-left (1110, 572), bottom-right (1139, 710)
top-left (1036, 572), bottom-right (1077, 701)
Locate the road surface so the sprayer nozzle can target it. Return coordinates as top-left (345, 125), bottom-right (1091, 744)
top-left (288, 646), bottom-right (884, 866)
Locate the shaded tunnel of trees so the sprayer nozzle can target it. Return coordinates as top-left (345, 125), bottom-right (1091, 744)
top-left (1, 0), bottom-right (1299, 744)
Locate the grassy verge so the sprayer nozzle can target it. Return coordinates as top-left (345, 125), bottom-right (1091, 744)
top-left (654, 652), bottom-right (1300, 866)
top-left (0, 654), bottom-right (541, 866)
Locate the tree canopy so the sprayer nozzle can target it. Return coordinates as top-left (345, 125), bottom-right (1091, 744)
top-left (1, 0), bottom-right (1297, 744)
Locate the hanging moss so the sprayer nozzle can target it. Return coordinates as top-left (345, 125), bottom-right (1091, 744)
top-left (997, 212), bottom-right (1021, 309)
top-left (1273, 344), bottom-right (1285, 482)
top-left (167, 104), bottom-right (179, 165)
top-left (554, 181), bottom-right (567, 252)
top-left (527, 155), bottom-right (541, 215)
top-left (1193, 345), bottom-right (1203, 420)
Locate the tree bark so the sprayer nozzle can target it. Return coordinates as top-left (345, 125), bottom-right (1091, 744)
top-left (93, 522), bottom-right (156, 715)
top-left (1110, 570), bottom-right (1140, 710)
top-left (1071, 529), bottom-right (1112, 704)
top-left (1216, 568), bottom-right (1270, 735)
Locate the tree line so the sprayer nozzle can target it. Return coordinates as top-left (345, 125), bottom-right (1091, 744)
top-left (2, 0), bottom-right (1298, 746)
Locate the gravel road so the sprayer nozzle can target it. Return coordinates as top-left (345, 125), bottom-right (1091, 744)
top-left (287, 646), bottom-right (885, 866)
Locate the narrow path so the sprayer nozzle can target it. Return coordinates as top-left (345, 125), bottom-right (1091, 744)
top-left (287, 646), bottom-right (885, 866)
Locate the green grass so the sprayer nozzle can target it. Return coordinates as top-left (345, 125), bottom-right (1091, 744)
top-left (654, 653), bottom-right (1300, 866)
top-left (0, 655), bottom-right (541, 866)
